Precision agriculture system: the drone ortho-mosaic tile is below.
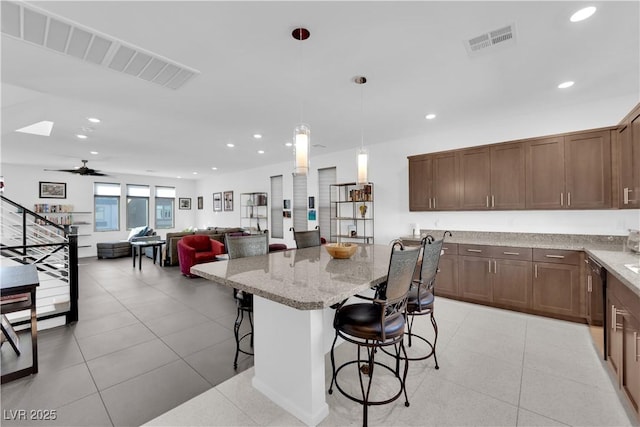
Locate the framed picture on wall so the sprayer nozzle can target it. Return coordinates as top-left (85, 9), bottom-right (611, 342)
top-left (179, 198), bottom-right (191, 210)
top-left (213, 192), bottom-right (222, 211)
top-left (39, 181), bottom-right (66, 199)
top-left (223, 191), bottom-right (234, 211)
top-left (197, 196), bottom-right (203, 210)
top-left (308, 196), bottom-right (315, 209)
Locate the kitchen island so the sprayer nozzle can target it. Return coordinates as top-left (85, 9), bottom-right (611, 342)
top-left (190, 244), bottom-right (392, 426)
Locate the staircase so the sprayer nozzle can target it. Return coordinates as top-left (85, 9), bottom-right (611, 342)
top-left (1, 196), bottom-right (78, 327)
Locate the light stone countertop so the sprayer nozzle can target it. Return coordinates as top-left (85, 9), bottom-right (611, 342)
top-left (401, 230), bottom-right (639, 297)
top-left (190, 244), bottom-right (394, 310)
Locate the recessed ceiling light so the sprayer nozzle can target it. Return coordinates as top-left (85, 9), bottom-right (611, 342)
top-left (192, 172), bottom-right (198, 175)
top-left (258, 150), bottom-right (265, 154)
top-left (76, 134), bottom-right (88, 139)
top-left (90, 151), bottom-right (99, 155)
top-left (558, 81), bottom-right (575, 89)
top-left (425, 113), bottom-right (436, 120)
top-left (285, 142), bottom-right (293, 147)
top-left (226, 143), bottom-right (235, 148)
top-left (177, 176), bottom-right (182, 179)
top-left (211, 167), bottom-right (218, 170)
top-left (87, 117), bottom-right (101, 123)
top-left (570, 6), bottom-right (596, 22)
top-left (15, 121), bottom-right (54, 136)
top-left (253, 134), bottom-right (262, 139)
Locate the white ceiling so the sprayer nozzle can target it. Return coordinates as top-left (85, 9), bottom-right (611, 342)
top-left (2, 1), bottom-right (639, 179)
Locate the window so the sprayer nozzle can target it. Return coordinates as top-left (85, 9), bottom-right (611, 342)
top-left (270, 175), bottom-right (283, 238)
top-left (126, 184), bottom-right (150, 229)
top-left (155, 186), bottom-right (175, 229)
top-left (94, 182), bottom-right (120, 232)
top-left (318, 167), bottom-right (336, 242)
top-left (292, 173), bottom-right (307, 231)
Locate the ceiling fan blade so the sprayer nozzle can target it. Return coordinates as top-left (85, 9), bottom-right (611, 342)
top-left (44, 168), bottom-right (79, 173)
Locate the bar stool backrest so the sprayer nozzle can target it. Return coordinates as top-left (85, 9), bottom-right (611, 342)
top-left (292, 228), bottom-right (321, 249)
top-left (418, 238), bottom-right (444, 291)
top-left (225, 234), bottom-right (268, 259)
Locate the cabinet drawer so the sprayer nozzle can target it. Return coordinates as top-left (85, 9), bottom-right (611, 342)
top-left (459, 244), bottom-right (492, 257)
top-left (490, 246), bottom-right (532, 261)
top-left (440, 243), bottom-right (458, 255)
top-left (533, 248), bottom-right (582, 265)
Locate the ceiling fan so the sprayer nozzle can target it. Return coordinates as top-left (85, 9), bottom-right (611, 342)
top-left (45, 160), bottom-right (108, 176)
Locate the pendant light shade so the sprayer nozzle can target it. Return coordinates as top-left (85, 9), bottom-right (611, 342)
top-left (294, 123), bottom-right (310, 176)
top-left (292, 27), bottom-right (311, 176)
top-left (357, 147), bottom-right (368, 185)
top-left (355, 75), bottom-right (368, 185)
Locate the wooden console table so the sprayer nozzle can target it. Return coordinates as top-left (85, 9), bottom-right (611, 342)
top-left (1, 265), bottom-right (39, 384)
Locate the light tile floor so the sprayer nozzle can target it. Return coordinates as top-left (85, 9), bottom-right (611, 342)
top-left (1, 256), bottom-right (637, 426)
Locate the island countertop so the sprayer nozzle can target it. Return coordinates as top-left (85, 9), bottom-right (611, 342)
top-left (190, 244), bottom-right (394, 310)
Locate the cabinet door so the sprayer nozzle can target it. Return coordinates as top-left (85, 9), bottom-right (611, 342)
top-left (586, 272), bottom-right (604, 326)
top-left (459, 256), bottom-right (492, 303)
top-left (492, 259), bottom-right (532, 309)
top-left (459, 148), bottom-right (491, 210)
top-left (607, 293), bottom-right (623, 379)
top-left (532, 262), bottom-right (580, 317)
top-left (409, 157), bottom-right (432, 211)
top-left (432, 152), bottom-right (459, 210)
top-left (622, 312), bottom-right (640, 413)
top-left (526, 136), bottom-right (565, 209)
top-left (490, 142), bottom-right (526, 209)
top-left (564, 130), bottom-right (611, 209)
top-left (435, 254), bottom-right (458, 298)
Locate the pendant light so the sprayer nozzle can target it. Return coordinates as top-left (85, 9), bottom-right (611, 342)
top-left (355, 76), bottom-right (368, 185)
top-left (292, 27), bottom-right (310, 176)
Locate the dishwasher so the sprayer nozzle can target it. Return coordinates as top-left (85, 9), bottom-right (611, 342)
top-left (586, 255), bottom-right (607, 360)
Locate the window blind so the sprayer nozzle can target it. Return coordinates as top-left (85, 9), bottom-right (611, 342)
top-left (292, 173), bottom-right (307, 231)
top-left (318, 167), bottom-right (336, 242)
top-left (270, 175), bottom-right (283, 238)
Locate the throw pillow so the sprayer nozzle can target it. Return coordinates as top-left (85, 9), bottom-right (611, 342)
top-left (127, 226), bottom-right (147, 241)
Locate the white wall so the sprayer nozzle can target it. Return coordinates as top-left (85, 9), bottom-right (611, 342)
top-left (4, 95), bottom-right (639, 253)
top-left (0, 163), bottom-right (197, 258)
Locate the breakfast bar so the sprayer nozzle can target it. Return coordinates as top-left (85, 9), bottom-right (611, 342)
top-left (190, 244), bottom-right (392, 426)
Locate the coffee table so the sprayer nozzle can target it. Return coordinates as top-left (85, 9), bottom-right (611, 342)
top-left (131, 240), bottom-right (166, 270)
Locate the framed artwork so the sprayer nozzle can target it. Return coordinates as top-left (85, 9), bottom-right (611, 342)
top-left (197, 196), bottom-right (203, 210)
top-left (213, 192), bottom-right (222, 211)
top-left (308, 196), bottom-right (315, 209)
top-left (179, 198), bottom-right (191, 210)
top-left (223, 191), bottom-right (234, 211)
top-left (283, 199), bottom-right (291, 209)
top-left (308, 209), bottom-right (316, 221)
top-left (39, 181), bottom-right (66, 199)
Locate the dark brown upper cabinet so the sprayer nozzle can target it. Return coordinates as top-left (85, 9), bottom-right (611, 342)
top-left (618, 103), bottom-right (640, 208)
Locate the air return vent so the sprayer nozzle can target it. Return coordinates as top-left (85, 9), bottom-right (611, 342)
top-left (464, 24), bottom-right (516, 56)
top-left (1, 1), bottom-right (199, 90)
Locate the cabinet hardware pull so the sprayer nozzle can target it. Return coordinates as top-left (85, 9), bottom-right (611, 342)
top-left (488, 260), bottom-right (491, 273)
top-left (624, 188), bottom-right (630, 205)
top-left (486, 196), bottom-right (489, 208)
top-left (635, 332), bottom-right (638, 362)
top-left (561, 192), bottom-right (564, 206)
top-left (503, 251), bottom-right (520, 255)
top-left (428, 198), bottom-right (432, 209)
top-left (612, 305), bottom-right (616, 331)
top-left (534, 264), bottom-right (538, 278)
top-left (568, 192), bottom-right (571, 206)
top-left (467, 249), bottom-right (482, 253)
top-left (587, 275), bottom-right (592, 292)
top-left (545, 254), bottom-right (565, 259)
top-left (433, 197), bottom-right (436, 209)
top-left (491, 195), bottom-right (495, 207)
top-left (442, 247), bottom-right (448, 250)
top-left (493, 259), bottom-right (497, 273)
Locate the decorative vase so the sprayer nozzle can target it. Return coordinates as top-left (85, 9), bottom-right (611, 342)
top-left (359, 204), bottom-right (367, 218)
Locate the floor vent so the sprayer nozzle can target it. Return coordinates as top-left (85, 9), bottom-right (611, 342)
top-left (465, 24), bottom-right (516, 56)
top-left (1, 1), bottom-right (200, 90)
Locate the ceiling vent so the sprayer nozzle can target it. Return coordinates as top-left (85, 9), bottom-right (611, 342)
top-left (1, 1), bottom-right (199, 90)
top-left (464, 24), bottom-right (516, 56)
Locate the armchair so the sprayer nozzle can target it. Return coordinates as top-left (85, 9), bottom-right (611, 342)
top-left (177, 234), bottom-right (225, 277)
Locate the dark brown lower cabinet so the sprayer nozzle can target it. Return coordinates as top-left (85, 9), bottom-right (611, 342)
top-left (459, 255), bottom-right (492, 303)
top-left (607, 273), bottom-right (640, 420)
top-left (532, 262), bottom-right (581, 317)
top-left (435, 250), bottom-right (459, 298)
top-left (492, 259), bottom-right (532, 309)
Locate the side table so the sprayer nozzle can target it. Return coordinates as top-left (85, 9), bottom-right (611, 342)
top-left (131, 240), bottom-right (166, 270)
top-left (1, 265), bottom-right (39, 384)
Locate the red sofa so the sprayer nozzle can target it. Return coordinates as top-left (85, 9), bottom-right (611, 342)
top-left (177, 234), bottom-right (225, 277)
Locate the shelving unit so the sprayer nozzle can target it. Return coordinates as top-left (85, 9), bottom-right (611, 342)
top-left (329, 182), bottom-right (374, 244)
top-left (240, 192), bottom-right (268, 233)
top-left (32, 205), bottom-right (92, 248)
